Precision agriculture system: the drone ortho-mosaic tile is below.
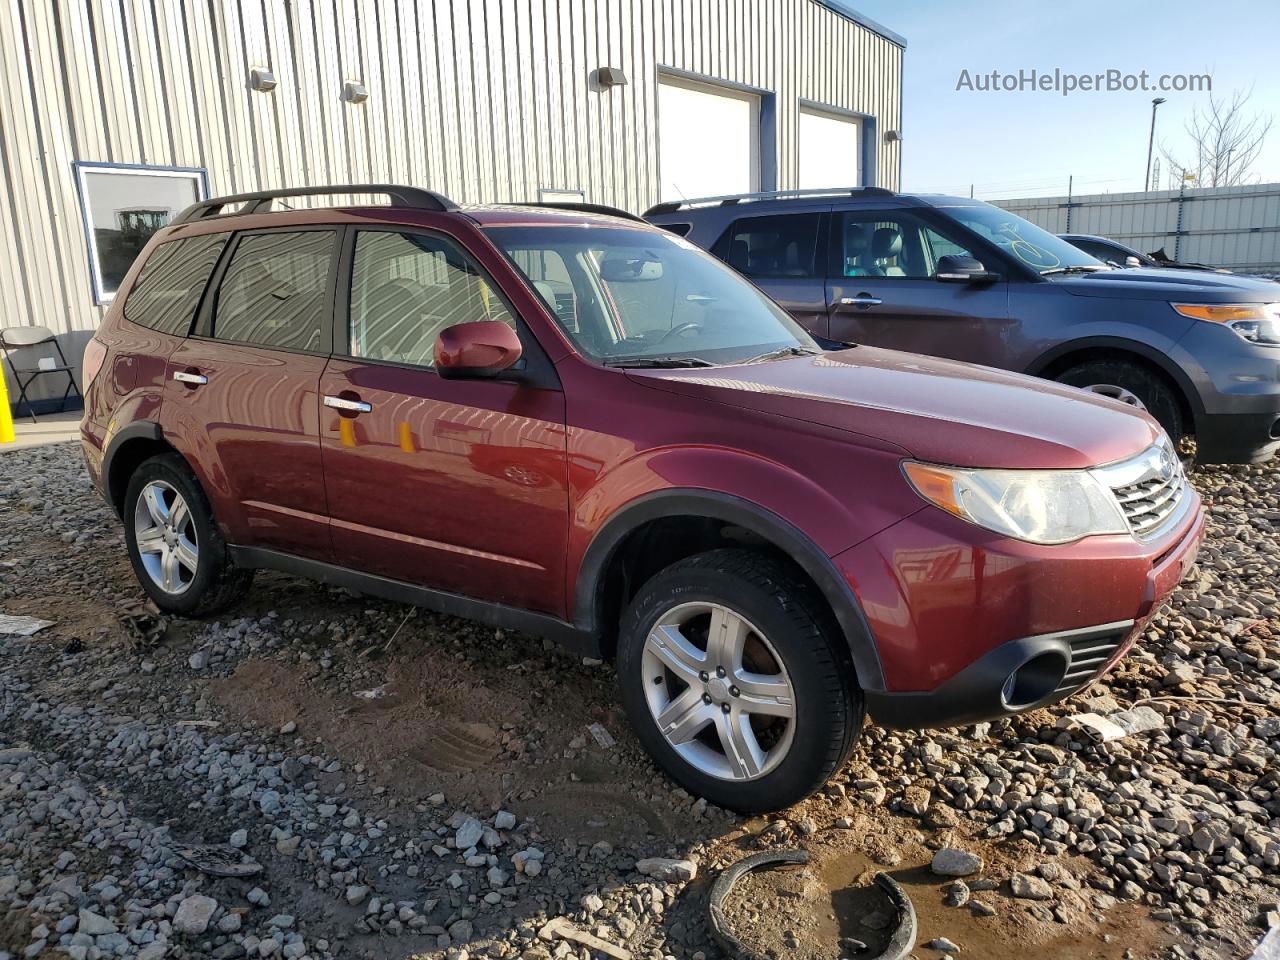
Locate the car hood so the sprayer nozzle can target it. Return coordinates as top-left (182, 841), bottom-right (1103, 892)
top-left (1053, 266), bottom-right (1280, 302)
top-left (628, 347), bottom-right (1162, 469)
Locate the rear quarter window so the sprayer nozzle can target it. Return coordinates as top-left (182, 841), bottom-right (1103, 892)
top-left (122, 233), bottom-right (228, 336)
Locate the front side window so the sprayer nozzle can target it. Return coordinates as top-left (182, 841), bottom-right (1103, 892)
top-left (486, 225), bottom-right (817, 365)
top-left (209, 231), bottom-right (334, 352)
top-left (713, 213), bottom-right (823, 279)
top-left (834, 212), bottom-right (979, 279)
top-left (123, 233), bottom-right (227, 336)
top-left (347, 231), bottom-right (517, 368)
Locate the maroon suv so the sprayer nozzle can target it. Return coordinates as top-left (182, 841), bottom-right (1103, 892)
top-left (80, 185), bottom-right (1206, 812)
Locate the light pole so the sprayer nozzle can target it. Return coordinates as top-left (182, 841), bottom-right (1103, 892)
top-left (1145, 97), bottom-right (1167, 192)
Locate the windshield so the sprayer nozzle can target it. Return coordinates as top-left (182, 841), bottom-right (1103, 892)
top-left (484, 225), bottom-right (818, 365)
top-left (944, 204), bottom-right (1107, 274)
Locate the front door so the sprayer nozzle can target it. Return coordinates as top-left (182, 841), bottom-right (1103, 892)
top-left (161, 228), bottom-right (338, 560)
top-left (825, 210), bottom-right (1011, 365)
top-left (319, 227), bottom-right (569, 615)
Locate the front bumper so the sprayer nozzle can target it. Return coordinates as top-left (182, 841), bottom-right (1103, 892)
top-left (1173, 322), bottom-right (1280, 463)
top-left (840, 490), bottom-right (1206, 731)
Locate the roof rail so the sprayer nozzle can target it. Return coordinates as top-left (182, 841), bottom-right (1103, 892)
top-left (171, 184), bottom-right (459, 224)
top-left (643, 185), bottom-right (896, 217)
top-left (518, 201), bottom-right (647, 224)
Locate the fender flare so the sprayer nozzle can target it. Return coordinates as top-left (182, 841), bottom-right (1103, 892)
top-left (1024, 335), bottom-right (1204, 416)
top-left (101, 421), bottom-right (167, 514)
top-left (574, 489), bottom-right (887, 693)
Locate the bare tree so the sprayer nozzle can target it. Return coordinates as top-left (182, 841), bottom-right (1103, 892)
top-left (1160, 88), bottom-right (1273, 187)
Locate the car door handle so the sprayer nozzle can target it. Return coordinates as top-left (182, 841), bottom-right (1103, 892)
top-left (839, 295), bottom-right (883, 307)
top-left (172, 370), bottom-right (208, 385)
top-left (323, 395), bottom-right (372, 414)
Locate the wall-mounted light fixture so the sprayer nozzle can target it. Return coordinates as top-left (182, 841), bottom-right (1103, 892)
top-left (884, 129), bottom-right (902, 142)
top-left (341, 81), bottom-right (369, 104)
top-left (594, 67), bottom-right (628, 88)
top-left (248, 67), bottom-right (277, 93)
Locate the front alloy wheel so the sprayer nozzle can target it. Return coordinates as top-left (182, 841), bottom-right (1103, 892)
top-left (642, 601), bottom-right (796, 781)
top-left (618, 548), bottom-right (863, 813)
top-left (133, 480), bottom-right (199, 595)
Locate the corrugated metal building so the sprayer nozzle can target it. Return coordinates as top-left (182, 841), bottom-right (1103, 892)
top-left (998, 182), bottom-right (1280, 277)
top-left (0, 0), bottom-right (904, 407)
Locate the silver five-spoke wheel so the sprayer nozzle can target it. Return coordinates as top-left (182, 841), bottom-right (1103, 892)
top-left (641, 601), bottom-right (796, 781)
top-left (1083, 383), bottom-right (1147, 409)
top-left (133, 480), bottom-right (198, 595)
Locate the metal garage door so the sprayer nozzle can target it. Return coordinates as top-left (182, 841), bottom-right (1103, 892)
top-left (798, 106), bottom-right (861, 189)
top-left (658, 76), bottom-right (760, 202)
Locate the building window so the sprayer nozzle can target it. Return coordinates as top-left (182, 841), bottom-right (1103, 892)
top-left (73, 162), bottom-right (209, 304)
top-left (798, 105), bottom-right (863, 189)
top-left (657, 74), bottom-right (762, 202)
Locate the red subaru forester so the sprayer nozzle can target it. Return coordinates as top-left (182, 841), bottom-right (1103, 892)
top-left (80, 185), bottom-right (1205, 812)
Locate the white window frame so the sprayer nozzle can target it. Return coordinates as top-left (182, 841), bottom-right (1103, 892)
top-left (72, 162), bottom-right (209, 305)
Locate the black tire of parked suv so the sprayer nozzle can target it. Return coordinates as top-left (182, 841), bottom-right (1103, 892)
top-left (1055, 360), bottom-right (1185, 444)
top-left (123, 453), bottom-right (254, 617)
top-left (617, 548), bottom-right (863, 813)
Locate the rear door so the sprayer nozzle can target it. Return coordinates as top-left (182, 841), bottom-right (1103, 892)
top-left (318, 226), bottom-right (568, 615)
top-left (710, 210), bottom-right (831, 337)
top-left (160, 228), bottom-right (338, 560)
top-left (825, 209), bottom-right (1011, 364)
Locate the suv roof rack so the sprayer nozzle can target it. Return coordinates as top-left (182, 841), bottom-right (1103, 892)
top-left (518, 201), bottom-right (647, 224)
top-left (172, 184), bottom-right (459, 224)
top-left (643, 185), bottom-right (896, 217)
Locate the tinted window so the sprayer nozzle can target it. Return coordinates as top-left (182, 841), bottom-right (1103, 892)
top-left (210, 231), bottom-right (334, 351)
top-left (122, 233), bottom-right (227, 335)
top-left (834, 212), bottom-right (978, 279)
top-left (714, 213), bottom-right (822, 279)
top-left (347, 231), bottom-right (517, 368)
top-left (945, 205), bottom-right (1101, 272)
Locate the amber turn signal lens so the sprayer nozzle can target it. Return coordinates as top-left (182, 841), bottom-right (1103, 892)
top-left (900, 462), bottom-right (968, 519)
top-left (1171, 303), bottom-right (1268, 323)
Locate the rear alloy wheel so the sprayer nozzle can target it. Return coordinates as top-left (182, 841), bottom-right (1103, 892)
top-left (618, 548), bottom-right (862, 813)
top-left (124, 454), bottom-right (253, 616)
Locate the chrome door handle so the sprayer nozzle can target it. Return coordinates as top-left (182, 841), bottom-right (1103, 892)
top-left (323, 395), bottom-right (372, 413)
top-left (839, 295), bottom-right (883, 306)
top-left (172, 371), bottom-right (208, 385)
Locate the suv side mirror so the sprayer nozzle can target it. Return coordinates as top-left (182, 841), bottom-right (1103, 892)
top-left (435, 320), bottom-right (523, 379)
top-left (936, 255), bottom-right (996, 283)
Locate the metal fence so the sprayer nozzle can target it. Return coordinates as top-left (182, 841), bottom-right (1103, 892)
top-left (997, 182), bottom-right (1280, 276)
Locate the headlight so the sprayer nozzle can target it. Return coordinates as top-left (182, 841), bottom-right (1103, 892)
top-left (1171, 302), bottom-right (1280, 345)
top-left (902, 461), bottom-right (1129, 545)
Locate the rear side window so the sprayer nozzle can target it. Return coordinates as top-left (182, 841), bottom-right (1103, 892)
top-left (712, 213), bottom-right (822, 279)
top-left (122, 233), bottom-right (227, 335)
top-left (208, 231), bottom-right (335, 352)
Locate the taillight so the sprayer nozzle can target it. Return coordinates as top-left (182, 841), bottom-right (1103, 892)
top-left (82, 337), bottom-right (108, 389)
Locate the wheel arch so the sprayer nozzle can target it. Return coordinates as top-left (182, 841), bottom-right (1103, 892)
top-left (1026, 336), bottom-right (1202, 423)
top-left (102, 422), bottom-right (180, 517)
top-left (574, 490), bottom-right (887, 693)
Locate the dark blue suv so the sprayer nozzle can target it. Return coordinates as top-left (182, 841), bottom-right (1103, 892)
top-left (645, 188), bottom-right (1280, 464)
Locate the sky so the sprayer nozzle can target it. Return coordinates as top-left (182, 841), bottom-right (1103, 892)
top-left (849, 0), bottom-right (1280, 200)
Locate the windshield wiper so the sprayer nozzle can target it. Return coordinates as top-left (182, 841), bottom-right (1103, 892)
top-left (602, 356), bottom-right (716, 368)
top-left (742, 345), bottom-right (821, 364)
top-left (1039, 264), bottom-right (1111, 275)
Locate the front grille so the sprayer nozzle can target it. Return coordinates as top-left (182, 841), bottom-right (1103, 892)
top-left (1111, 470), bottom-right (1185, 536)
top-left (1096, 439), bottom-right (1188, 540)
top-left (1055, 628), bottom-right (1128, 694)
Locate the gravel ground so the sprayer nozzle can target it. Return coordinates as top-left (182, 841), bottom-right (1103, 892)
top-left (1, 441), bottom-right (1278, 960)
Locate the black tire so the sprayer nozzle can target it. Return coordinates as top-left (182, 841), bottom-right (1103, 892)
top-left (123, 453), bottom-right (253, 617)
top-left (617, 548), bottom-right (863, 813)
top-left (1055, 359), bottom-right (1185, 444)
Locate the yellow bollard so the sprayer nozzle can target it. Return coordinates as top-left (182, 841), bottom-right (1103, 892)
top-left (0, 367), bottom-right (15, 444)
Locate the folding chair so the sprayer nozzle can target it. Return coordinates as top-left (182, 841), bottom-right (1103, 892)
top-left (0, 326), bottom-right (83, 424)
